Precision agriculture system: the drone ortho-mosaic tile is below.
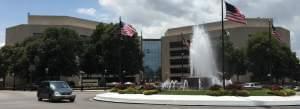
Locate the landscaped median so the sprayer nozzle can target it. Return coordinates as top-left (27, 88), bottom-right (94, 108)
top-left (94, 84), bottom-right (300, 106)
top-left (94, 92), bottom-right (300, 106)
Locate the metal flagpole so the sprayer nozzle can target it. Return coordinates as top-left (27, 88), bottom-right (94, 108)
top-left (119, 16), bottom-right (123, 83)
top-left (268, 19), bottom-right (272, 84)
top-left (140, 31), bottom-right (144, 81)
top-left (221, 0), bottom-right (226, 89)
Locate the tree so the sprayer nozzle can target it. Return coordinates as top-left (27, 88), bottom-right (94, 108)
top-left (247, 32), bottom-right (299, 83)
top-left (216, 33), bottom-right (235, 79)
top-left (230, 48), bottom-right (247, 82)
top-left (39, 28), bottom-right (83, 79)
top-left (91, 23), bottom-right (143, 82)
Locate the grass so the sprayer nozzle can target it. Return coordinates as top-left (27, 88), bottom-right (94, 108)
top-left (159, 89), bottom-right (273, 96)
top-left (248, 89), bottom-right (272, 96)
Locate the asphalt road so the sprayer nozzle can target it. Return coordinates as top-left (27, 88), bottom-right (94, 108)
top-left (0, 90), bottom-right (299, 109)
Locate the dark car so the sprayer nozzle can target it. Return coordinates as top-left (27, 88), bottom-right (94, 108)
top-left (37, 81), bottom-right (76, 102)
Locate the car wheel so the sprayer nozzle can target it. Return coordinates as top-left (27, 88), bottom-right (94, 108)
top-left (48, 94), bottom-right (54, 102)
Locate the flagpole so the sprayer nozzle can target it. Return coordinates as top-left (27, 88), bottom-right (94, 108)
top-left (119, 16), bottom-right (123, 83)
top-left (221, 0), bottom-right (225, 89)
top-left (268, 19), bottom-right (272, 84)
top-left (140, 31), bottom-right (144, 81)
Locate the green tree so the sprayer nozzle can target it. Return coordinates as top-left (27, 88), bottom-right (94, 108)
top-left (91, 23), bottom-right (143, 82)
top-left (247, 32), bottom-right (299, 83)
top-left (230, 48), bottom-right (247, 82)
top-left (39, 28), bottom-right (83, 79)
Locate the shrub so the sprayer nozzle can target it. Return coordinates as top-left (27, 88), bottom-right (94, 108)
top-left (284, 89), bottom-right (296, 96)
top-left (110, 87), bottom-right (118, 92)
top-left (209, 85), bottom-right (222, 91)
top-left (143, 83), bottom-right (156, 90)
top-left (118, 90), bottom-right (127, 94)
top-left (234, 90), bottom-right (250, 97)
top-left (271, 85), bottom-right (282, 90)
top-left (226, 84), bottom-right (243, 90)
top-left (117, 86), bottom-right (142, 94)
top-left (143, 90), bottom-right (159, 95)
top-left (270, 90), bottom-right (287, 96)
top-left (115, 84), bottom-right (127, 90)
top-left (207, 90), bottom-right (227, 96)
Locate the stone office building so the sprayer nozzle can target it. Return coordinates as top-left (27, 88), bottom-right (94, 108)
top-left (161, 18), bottom-right (290, 82)
top-left (6, 15), bottom-right (98, 45)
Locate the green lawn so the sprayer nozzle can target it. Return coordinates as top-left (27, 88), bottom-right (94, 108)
top-left (248, 89), bottom-right (272, 96)
top-left (159, 89), bottom-right (273, 96)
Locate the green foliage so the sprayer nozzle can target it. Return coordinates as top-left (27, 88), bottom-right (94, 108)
top-left (110, 87), bottom-right (118, 92)
top-left (209, 85), bottom-right (222, 91)
top-left (143, 83), bottom-right (157, 90)
top-left (247, 32), bottom-right (299, 82)
top-left (268, 89), bottom-right (296, 96)
top-left (231, 90), bottom-right (250, 97)
top-left (225, 84), bottom-right (243, 90)
top-left (143, 90), bottom-right (159, 95)
top-left (206, 89), bottom-right (228, 96)
top-left (0, 21), bottom-right (143, 83)
top-left (159, 90), bottom-right (207, 95)
top-left (90, 23), bottom-right (143, 81)
top-left (118, 86), bottom-right (143, 94)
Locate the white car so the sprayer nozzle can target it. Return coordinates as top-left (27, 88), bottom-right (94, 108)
top-left (243, 82), bottom-right (262, 89)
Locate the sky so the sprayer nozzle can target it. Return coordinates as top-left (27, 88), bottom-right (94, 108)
top-left (1, 0), bottom-right (300, 57)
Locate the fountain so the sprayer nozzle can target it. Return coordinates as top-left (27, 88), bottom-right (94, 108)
top-left (161, 25), bottom-right (226, 89)
top-left (187, 25), bottom-right (221, 89)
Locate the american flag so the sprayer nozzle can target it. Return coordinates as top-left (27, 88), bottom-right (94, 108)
top-left (121, 23), bottom-right (136, 37)
top-left (225, 2), bottom-right (246, 24)
top-left (272, 25), bottom-right (281, 40)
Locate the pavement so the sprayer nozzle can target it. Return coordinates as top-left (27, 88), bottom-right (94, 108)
top-left (0, 90), bottom-right (300, 109)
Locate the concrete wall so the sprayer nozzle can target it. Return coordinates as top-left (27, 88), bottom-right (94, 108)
top-left (28, 15), bottom-right (98, 29)
top-left (6, 24), bottom-right (94, 45)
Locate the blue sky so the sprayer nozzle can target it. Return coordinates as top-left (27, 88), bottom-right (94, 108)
top-left (1, 0), bottom-right (300, 57)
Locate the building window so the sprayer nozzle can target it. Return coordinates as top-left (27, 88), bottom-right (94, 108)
top-left (170, 59), bottom-right (189, 65)
top-left (170, 67), bottom-right (190, 74)
top-left (169, 41), bottom-right (183, 48)
top-left (170, 50), bottom-right (189, 56)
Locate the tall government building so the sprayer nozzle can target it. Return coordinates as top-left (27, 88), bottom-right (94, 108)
top-left (4, 15), bottom-right (162, 86)
top-left (161, 18), bottom-right (290, 82)
top-left (6, 15), bottom-right (98, 45)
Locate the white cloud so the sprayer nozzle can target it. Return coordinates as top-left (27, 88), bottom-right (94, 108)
top-left (98, 0), bottom-right (222, 39)
top-left (76, 8), bottom-right (97, 16)
top-left (97, 0), bottom-right (300, 57)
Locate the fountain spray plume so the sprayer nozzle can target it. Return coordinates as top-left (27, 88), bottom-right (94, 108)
top-left (189, 25), bottom-right (221, 86)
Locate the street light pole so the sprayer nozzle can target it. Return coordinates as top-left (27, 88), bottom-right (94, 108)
top-left (12, 73), bottom-right (15, 90)
top-left (45, 68), bottom-right (48, 80)
top-left (104, 69), bottom-right (107, 89)
top-left (80, 71), bottom-right (85, 92)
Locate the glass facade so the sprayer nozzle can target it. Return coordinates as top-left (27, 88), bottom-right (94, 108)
top-left (143, 39), bottom-right (161, 81)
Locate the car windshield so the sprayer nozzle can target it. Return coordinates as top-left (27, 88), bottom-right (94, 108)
top-left (50, 82), bottom-right (70, 89)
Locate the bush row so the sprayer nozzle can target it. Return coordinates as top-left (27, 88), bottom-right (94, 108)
top-left (268, 89), bottom-right (296, 96)
top-left (110, 84), bottom-right (159, 95)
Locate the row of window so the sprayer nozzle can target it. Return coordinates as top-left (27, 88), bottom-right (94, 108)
top-left (170, 67), bottom-right (190, 74)
top-left (170, 50), bottom-right (189, 56)
top-left (169, 41), bottom-right (190, 48)
top-left (170, 58), bottom-right (189, 65)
